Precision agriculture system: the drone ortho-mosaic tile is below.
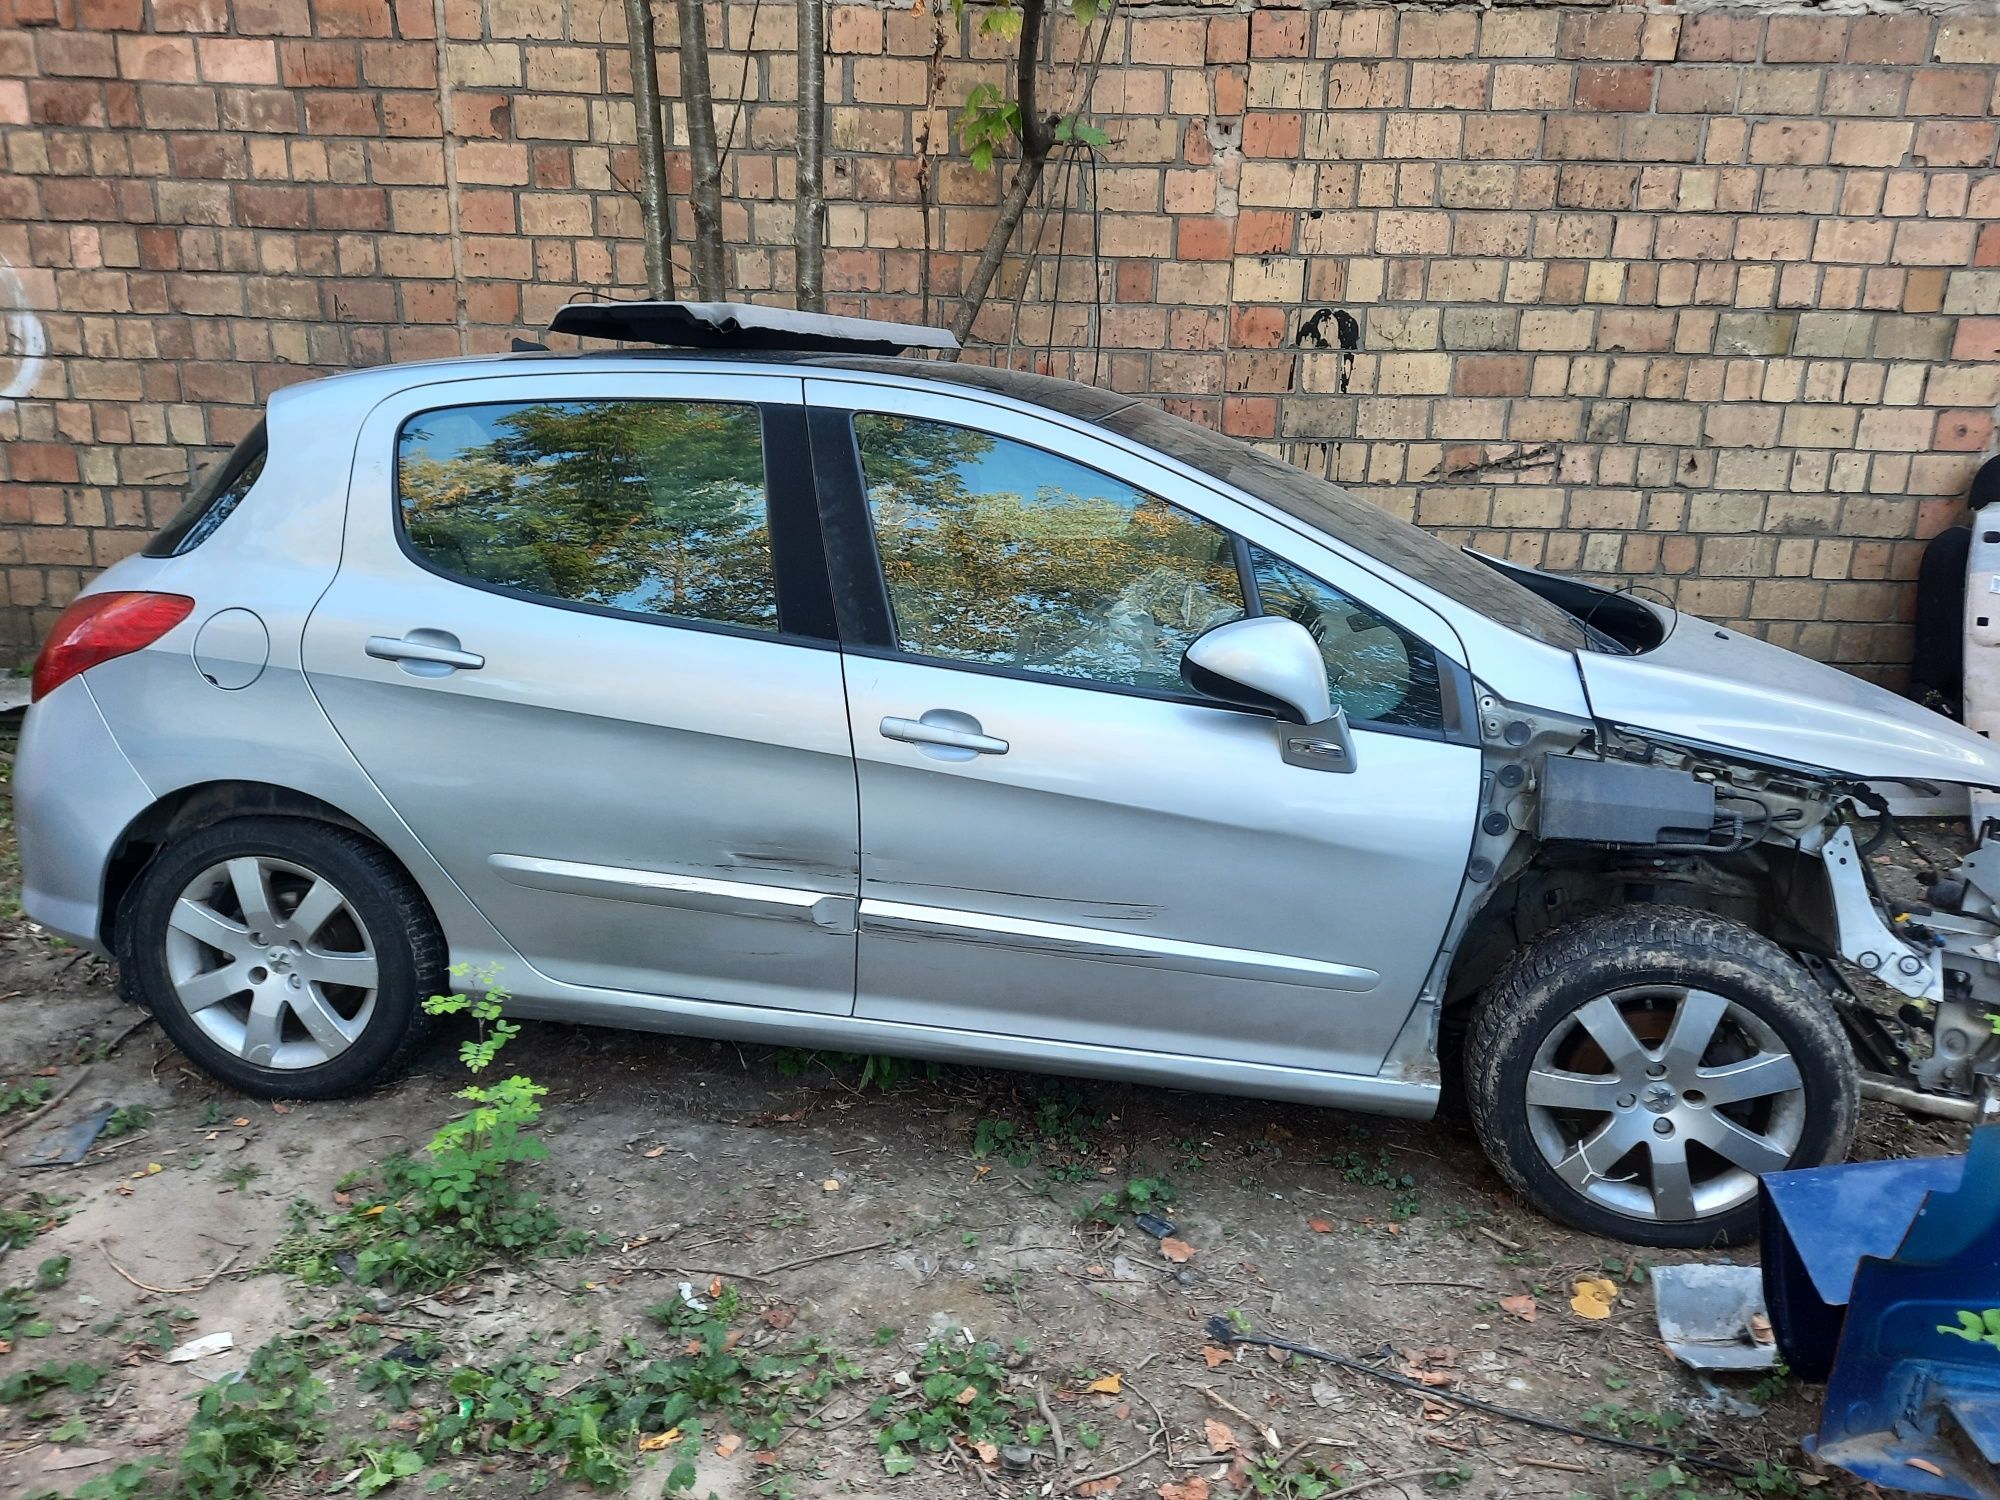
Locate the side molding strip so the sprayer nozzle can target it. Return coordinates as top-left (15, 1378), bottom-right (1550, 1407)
top-left (860, 898), bottom-right (1379, 991)
top-left (489, 854), bottom-right (857, 934)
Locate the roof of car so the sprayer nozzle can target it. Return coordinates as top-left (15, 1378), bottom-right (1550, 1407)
top-left (282, 343), bottom-right (1145, 432)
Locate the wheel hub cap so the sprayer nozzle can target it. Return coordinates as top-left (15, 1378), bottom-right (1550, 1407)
top-left (162, 856), bottom-right (379, 1071)
top-left (1523, 984), bottom-right (1808, 1225)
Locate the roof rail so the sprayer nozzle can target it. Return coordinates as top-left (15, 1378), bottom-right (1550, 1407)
top-left (547, 300), bottom-right (959, 356)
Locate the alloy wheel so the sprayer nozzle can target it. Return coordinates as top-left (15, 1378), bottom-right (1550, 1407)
top-left (1523, 984), bottom-right (1806, 1224)
top-left (162, 856), bottom-right (379, 1070)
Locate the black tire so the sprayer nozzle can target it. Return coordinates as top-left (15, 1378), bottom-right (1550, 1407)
top-left (116, 816), bottom-right (443, 1100)
top-left (1466, 905), bottom-right (1857, 1248)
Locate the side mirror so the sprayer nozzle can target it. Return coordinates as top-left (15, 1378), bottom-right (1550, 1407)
top-left (1182, 616), bottom-right (1358, 774)
top-left (1181, 616), bottom-right (1332, 726)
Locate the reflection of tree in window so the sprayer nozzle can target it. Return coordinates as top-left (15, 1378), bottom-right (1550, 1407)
top-left (397, 401), bottom-right (777, 630)
top-left (1249, 547), bottom-right (1443, 731)
top-left (856, 415), bottom-right (1243, 692)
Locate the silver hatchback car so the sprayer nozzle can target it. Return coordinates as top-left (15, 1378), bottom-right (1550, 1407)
top-left (21, 302), bottom-right (2000, 1247)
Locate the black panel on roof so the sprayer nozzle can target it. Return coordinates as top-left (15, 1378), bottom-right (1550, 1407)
top-left (548, 300), bottom-right (958, 356)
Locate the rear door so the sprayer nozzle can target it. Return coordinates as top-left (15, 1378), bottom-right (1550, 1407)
top-left (301, 369), bottom-right (860, 1014)
top-left (806, 378), bottom-right (1482, 1076)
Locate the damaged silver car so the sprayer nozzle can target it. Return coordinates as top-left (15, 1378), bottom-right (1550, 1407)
top-left (18, 302), bottom-right (2000, 1247)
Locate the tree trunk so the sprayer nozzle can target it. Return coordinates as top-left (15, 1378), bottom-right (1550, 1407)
top-left (947, 0), bottom-right (1055, 349)
top-left (674, 0), bottom-right (727, 300)
top-left (794, 0), bottom-right (827, 312)
top-left (623, 0), bottom-right (675, 298)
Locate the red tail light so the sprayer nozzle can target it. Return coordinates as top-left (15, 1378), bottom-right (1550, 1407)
top-left (32, 592), bottom-right (195, 703)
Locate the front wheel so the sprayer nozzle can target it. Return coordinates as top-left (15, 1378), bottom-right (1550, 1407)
top-left (117, 816), bottom-right (443, 1099)
top-left (1466, 906), bottom-right (1857, 1247)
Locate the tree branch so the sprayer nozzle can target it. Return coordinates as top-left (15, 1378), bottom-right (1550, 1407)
top-left (794, 0), bottom-right (826, 311)
top-left (623, 0), bottom-right (675, 298)
top-left (949, 0), bottom-right (1055, 346)
top-left (674, 0), bottom-right (727, 299)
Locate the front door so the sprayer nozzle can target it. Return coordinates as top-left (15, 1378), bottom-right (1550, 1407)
top-left (301, 369), bottom-right (860, 1014)
top-left (807, 378), bottom-right (1482, 1076)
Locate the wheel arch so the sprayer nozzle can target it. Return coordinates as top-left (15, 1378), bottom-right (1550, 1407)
top-left (101, 780), bottom-right (419, 951)
top-left (1443, 839), bottom-right (1840, 1016)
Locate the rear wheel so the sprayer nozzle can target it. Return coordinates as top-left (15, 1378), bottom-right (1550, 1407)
top-left (1466, 906), bottom-right (1856, 1247)
top-left (117, 817), bottom-right (442, 1099)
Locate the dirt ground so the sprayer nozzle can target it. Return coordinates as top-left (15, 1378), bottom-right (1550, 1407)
top-left (0, 801), bottom-right (1976, 1500)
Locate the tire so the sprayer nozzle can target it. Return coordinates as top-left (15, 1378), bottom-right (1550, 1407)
top-left (1466, 905), bottom-right (1857, 1248)
top-left (116, 816), bottom-right (443, 1100)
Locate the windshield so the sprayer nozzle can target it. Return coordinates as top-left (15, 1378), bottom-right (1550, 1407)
top-left (1099, 402), bottom-right (1598, 653)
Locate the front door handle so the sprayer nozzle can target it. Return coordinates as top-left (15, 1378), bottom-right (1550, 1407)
top-left (366, 630), bottom-right (485, 676)
top-left (881, 711), bottom-right (1009, 759)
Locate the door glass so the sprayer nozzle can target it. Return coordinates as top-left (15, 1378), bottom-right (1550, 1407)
top-left (1249, 546), bottom-right (1444, 731)
top-left (854, 414), bottom-right (1244, 692)
top-left (396, 400), bottom-right (779, 631)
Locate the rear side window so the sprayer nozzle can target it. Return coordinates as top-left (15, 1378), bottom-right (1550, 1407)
top-left (395, 400), bottom-right (779, 632)
top-left (145, 421), bottom-right (268, 558)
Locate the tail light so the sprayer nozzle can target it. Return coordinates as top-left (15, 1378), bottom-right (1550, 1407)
top-left (32, 592), bottom-right (195, 703)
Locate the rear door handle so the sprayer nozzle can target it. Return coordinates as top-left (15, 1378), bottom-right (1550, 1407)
top-left (366, 631), bottom-right (485, 675)
top-left (881, 712), bottom-right (1009, 758)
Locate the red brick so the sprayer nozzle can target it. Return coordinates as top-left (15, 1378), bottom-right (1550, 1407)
top-left (1847, 16), bottom-right (1931, 65)
top-left (280, 41), bottom-right (360, 88)
top-left (1207, 16), bottom-right (1247, 64)
top-left (1242, 111), bottom-right (1302, 158)
top-left (1114, 262), bottom-right (1152, 303)
top-left (312, 185), bottom-right (389, 229)
top-left (315, 0), bottom-right (393, 37)
top-left (1907, 69), bottom-right (1991, 117)
top-left (1677, 15), bottom-right (1760, 62)
top-left (1230, 306), bottom-right (1287, 349)
top-left (1766, 16), bottom-right (1846, 64)
top-left (1915, 120), bottom-right (2000, 167)
top-left (1177, 219), bottom-right (1231, 262)
top-left (8, 445), bottom-right (80, 484)
top-left (1222, 396), bottom-right (1277, 437)
top-left (1937, 411), bottom-right (1995, 452)
top-left (303, 90), bottom-right (380, 134)
top-left (1233, 210), bottom-right (1294, 256)
top-left (37, 31), bottom-right (118, 77)
top-left (28, 80), bottom-right (105, 126)
top-left (1456, 355), bottom-right (1530, 397)
top-left (1955, 319), bottom-right (2000, 360)
top-left (1575, 65), bottom-right (1653, 113)
top-left (1249, 10), bottom-right (1307, 59)
top-left (76, 0), bottom-right (143, 28)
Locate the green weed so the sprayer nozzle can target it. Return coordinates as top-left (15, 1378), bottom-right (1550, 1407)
top-left (102, 1104), bottom-right (151, 1138)
top-left (0, 1076), bottom-right (51, 1114)
top-left (1077, 1176), bottom-right (1175, 1227)
top-left (873, 1333), bottom-right (1032, 1476)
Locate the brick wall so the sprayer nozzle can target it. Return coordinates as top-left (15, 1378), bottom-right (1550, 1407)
top-left (2, 0), bottom-right (1998, 679)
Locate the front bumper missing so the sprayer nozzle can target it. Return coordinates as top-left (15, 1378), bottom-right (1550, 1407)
top-left (1817, 824), bottom-right (1942, 1003)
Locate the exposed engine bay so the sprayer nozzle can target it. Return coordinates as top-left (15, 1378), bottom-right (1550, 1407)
top-left (1438, 687), bottom-right (2000, 1125)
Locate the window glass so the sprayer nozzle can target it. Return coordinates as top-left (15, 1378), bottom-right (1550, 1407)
top-left (145, 421), bottom-right (268, 558)
top-left (1101, 401), bottom-right (1598, 653)
top-left (855, 414), bottom-right (1245, 693)
top-left (1250, 546), bottom-right (1444, 731)
top-left (396, 400), bottom-right (778, 631)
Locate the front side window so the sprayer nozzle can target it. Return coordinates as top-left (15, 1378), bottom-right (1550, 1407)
top-left (396, 400), bottom-right (778, 631)
top-left (1250, 547), bottom-right (1445, 731)
top-left (854, 414), bottom-right (1244, 693)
